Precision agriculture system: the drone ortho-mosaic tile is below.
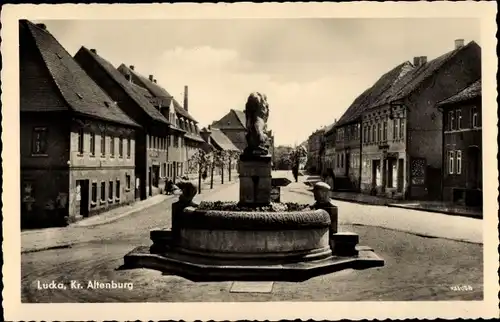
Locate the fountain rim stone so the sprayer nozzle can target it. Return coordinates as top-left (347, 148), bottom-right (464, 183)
top-left (177, 207), bottom-right (331, 231)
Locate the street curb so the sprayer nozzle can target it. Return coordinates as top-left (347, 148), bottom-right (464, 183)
top-left (22, 180), bottom-right (240, 254)
top-left (386, 203), bottom-right (482, 220)
top-left (73, 179), bottom-right (240, 228)
top-left (70, 195), bottom-right (176, 228)
top-left (289, 188), bottom-right (483, 219)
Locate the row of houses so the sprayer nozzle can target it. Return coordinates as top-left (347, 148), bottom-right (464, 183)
top-left (20, 20), bottom-right (266, 228)
top-left (306, 39), bottom-right (482, 207)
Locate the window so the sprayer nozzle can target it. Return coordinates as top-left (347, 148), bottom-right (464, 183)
top-left (90, 132), bottom-right (95, 156)
top-left (173, 135), bottom-right (178, 147)
top-left (149, 136), bottom-right (152, 149)
top-left (377, 123), bottom-right (382, 142)
top-left (341, 154), bottom-right (344, 168)
top-left (119, 137), bottom-right (123, 158)
top-left (108, 181), bottom-right (114, 202)
top-left (456, 109), bottom-right (462, 130)
top-left (126, 174), bottom-right (131, 190)
top-left (167, 135), bottom-right (171, 147)
top-left (471, 107), bottom-right (478, 128)
top-left (383, 121), bottom-right (387, 141)
top-left (127, 137), bottom-right (131, 158)
top-left (110, 137), bottom-right (115, 157)
top-left (32, 127), bottom-right (48, 155)
top-left (448, 111), bottom-right (455, 131)
top-left (77, 129), bottom-right (84, 154)
top-left (372, 125), bottom-right (376, 143)
top-left (336, 154), bottom-right (340, 168)
top-left (393, 119), bottom-right (399, 140)
top-left (163, 163), bottom-right (167, 177)
top-left (91, 182), bottom-right (97, 204)
top-left (116, 180), bottom-right (120, 199)
top-left (100, 133), bottom-right (105, 157)
top-left (448, 151), bottom-right (455, 174)
top-left (456, 150), bottom-right (462, 175)
top-left (400, 119), bottom-right (405, 139)
top-left (100, 182), bottom-right (106, 201)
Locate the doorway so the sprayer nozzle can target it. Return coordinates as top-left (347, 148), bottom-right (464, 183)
top-left (372, 160), bottom-right (381, 187)
top-left (397, 159), bottom-right (404, 192)
top-left (148, 167), bottom-right (152, 196)
top-left (345, 153), bottom-right (350, 177)
top-left (78, 180), bottom-right (90, 218)
top-left (152, 165), bottom-right (160, 187)
top-left (467, 146), bottom-right (481, 189)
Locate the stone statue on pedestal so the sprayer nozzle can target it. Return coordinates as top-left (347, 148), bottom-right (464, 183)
top-left (243, 92), bottom-right (270, 156)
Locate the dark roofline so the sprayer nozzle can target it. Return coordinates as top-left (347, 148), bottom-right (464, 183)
top-left (21, 21), bottom-right (139, 128)
top-left (119, 64), bottom-right (199, 123)
top-left (436, 79), bottom-right (482, 107)
top-left (77, 47), bottom-right (170, 126)
top-left (370, 41), bottom-right (481, 110)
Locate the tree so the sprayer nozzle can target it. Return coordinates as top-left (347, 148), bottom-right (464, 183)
top-left (280, 145), bottom-right (307, 171)
top-left (227, 150), bottom-right (241, 181)
top-left (187, 147), bottom-right (212, 193)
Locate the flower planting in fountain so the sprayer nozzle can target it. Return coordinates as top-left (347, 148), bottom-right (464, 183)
top-left (197, 201), bottom-right (311, 212)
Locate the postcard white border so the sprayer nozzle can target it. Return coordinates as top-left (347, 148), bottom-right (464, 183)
top-left (2, 2), bottom-right (498, 320)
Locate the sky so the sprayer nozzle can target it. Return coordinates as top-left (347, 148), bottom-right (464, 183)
top-left (38, 18), bottom-right (480, 146)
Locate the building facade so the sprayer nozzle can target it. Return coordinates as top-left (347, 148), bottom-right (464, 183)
top-left (74, 48), bottom-right (170, 200)
top-left (360, 40), bottom-right (481, 200)
top-left (306, 129), bottom-right (325, 174)
top-left (117, 65), bottom-right (205, 182)
top-left (20, 20), bottom-right (139, 228)
top-left (438, 79), bottom-right (482, 207)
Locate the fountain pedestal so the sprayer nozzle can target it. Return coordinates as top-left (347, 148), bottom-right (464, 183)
top-left (122, 92), bottom-right (384, 282)
top-left (238, 154), bottom-right (272, 206)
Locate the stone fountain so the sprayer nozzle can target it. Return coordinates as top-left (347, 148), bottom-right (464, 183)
top-left (123, 92), bottom-right (384, 281)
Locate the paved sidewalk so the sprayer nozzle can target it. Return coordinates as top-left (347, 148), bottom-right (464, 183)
top-left (301, 176), bottom-right (482, 219)
top-left (22, 178), bottom-right (239, 253)
top-left (286, 187), bottom-right (482, 244)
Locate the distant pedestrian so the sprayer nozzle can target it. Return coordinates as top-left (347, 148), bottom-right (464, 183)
top-left (292, 163), bottom-right (299, 182)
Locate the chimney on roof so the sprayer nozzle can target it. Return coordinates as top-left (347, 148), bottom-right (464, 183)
top-left (455, 39), bottom-right (465, 49)
top-left (184, 85), bottom-right (189, 112)
top-left (129, 65), bottom-right (135, 70)
top-left (125, 73), bottom-right (132, 82)
top-left (149, 75), bottom-right (154, 82)
top-left (419, 56), bottom-right (427, 65)
top-left (200, 127), bottom-right (212, 144)
top-left (153, 79), bottom-right (157, 83)
top-left (90, 49), bottom-right (97, 54)
top-left (36, 23), bottom-right (47, 30)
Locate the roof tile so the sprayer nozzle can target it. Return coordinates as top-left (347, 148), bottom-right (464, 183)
top-left (74, 47), bottom-right (169, 125)
top-left (20, 20), bottom-right (138, 127)
top-left (438, 79), bottom-right (481, 106)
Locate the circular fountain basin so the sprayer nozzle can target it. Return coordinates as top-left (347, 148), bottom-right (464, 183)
top-left (173, 207), bottom-right (333, 262)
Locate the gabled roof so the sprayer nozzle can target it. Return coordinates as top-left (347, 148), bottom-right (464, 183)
top-left (232, 109), bottom-right (247, 128)
top-left (209, 127), bottom-right (240, 152)
top-left (74, 47), bottom-right (169, 125)
top-left (117, 64), bottom-right (198, 123)
top-left (370, 41), bottom-right (481, 109)
top-left (336, 61), bottom-right (414, 127)
top-left (437, 79), bottom-right (481, 107)
top-left (323, 121), bottom-right (337, 136)
top-left (20, 20), bottom-right (138, 128)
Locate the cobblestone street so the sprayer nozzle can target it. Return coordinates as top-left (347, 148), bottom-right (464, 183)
top-left (21, 172), bottom-right (483, 302)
